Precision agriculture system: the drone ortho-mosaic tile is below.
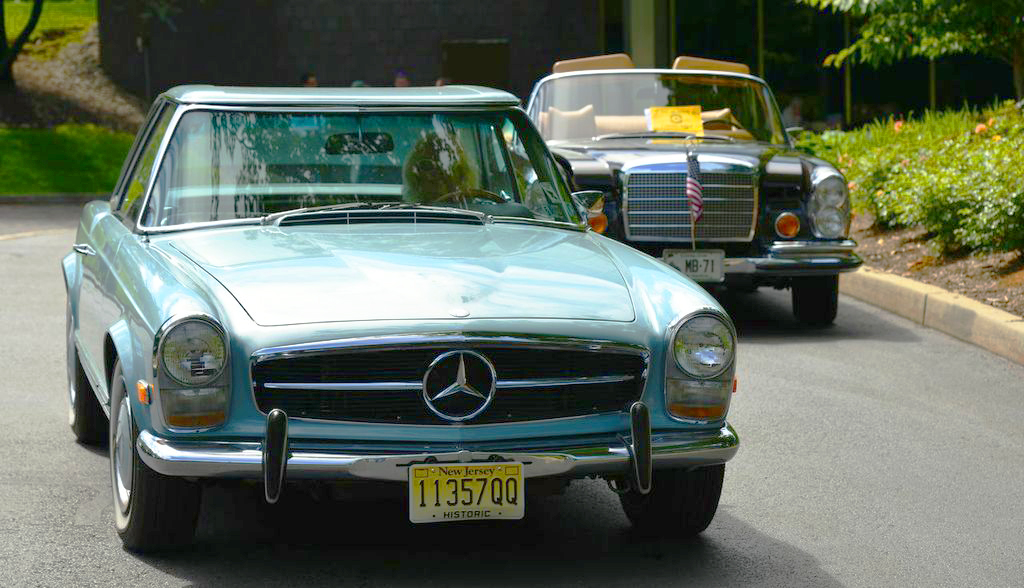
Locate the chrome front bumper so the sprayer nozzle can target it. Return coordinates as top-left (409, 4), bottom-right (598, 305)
top-left (136, 424), bottom-right (739, 482)
top-left (725, 239), bottom-right (862, 276)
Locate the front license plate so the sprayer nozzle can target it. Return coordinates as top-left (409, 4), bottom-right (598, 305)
top-left (663, 249), bottom-right (725, 282)
top-left (408, 463), bottom-right (524, 523)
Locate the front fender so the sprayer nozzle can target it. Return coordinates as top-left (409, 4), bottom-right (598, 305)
top-left (61, 251), bottom-right (78, 298)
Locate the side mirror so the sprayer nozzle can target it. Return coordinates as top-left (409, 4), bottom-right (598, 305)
top-left (572, 190), bottom-right (607, 233)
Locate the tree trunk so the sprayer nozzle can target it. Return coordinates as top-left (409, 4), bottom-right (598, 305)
top-left (1014, 42), bottom-right (1024, 101)
top-left (0, 0), bottom-right (45, 88)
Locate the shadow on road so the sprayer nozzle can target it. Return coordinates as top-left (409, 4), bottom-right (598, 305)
top-left (712, 287), bottom-right (921, 344)
top-left (134, 482), bottom-right (843, 587)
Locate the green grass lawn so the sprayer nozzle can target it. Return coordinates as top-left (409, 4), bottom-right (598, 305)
top-left (0, 124), bottom-right (133, 194)
top-left (3, 0), bottom-right (97, 59)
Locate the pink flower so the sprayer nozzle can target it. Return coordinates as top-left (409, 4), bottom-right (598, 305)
top-left (893, 120), bottom-right (904, 133)
top-left (848, 181), bottom-right (858, 191)
top-left (975, 123), bottom-right (988, 134)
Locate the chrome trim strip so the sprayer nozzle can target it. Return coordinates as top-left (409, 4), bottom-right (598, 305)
top-left (262, 374), bottom-right (636, 392)
top-left (136, 424), bottom-right (739, 480)
top-left (769, 239), bottom-right (858, 255)
top-left (265, 382), bottom-right (422, 391)
top-left (498, 375), bottom-right (635, 388)
top-left (251, 333), bottom-right (650, 364)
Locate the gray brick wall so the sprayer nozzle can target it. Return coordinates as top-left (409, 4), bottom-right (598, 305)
top-left (99, 0), bottom-right (600, 102)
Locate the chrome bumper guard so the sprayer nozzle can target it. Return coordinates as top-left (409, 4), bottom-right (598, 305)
top-left (136, 405), bottom-right (738, 494)
top-left (725, 239), bottom-right (862, 276)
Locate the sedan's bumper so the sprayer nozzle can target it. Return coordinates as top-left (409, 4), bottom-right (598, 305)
top-left (726, 239), bottom-right (862, 277)
top-left (136, 424), bottom-right (739, 482)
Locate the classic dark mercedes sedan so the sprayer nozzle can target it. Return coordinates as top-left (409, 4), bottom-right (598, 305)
top-left (527, 54), bottom-right (862, 325)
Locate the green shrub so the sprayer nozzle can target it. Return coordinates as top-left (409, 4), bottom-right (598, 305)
top-left (796, 101), bottom-right (1024, 252)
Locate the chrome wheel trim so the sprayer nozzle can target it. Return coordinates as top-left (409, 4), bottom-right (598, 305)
top-left (112, 395), bottom-right (133, 515)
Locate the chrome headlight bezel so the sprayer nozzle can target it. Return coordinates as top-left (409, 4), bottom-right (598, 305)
top-left (156, 316), bottom-right (229, 387)
top-left (669, 311), bottom-right (737, 380)
top-left (809, 168), bottom-right (851, 239)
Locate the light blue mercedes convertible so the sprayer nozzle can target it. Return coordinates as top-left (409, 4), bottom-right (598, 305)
top-left (62, 85), bottom-right (739, 551)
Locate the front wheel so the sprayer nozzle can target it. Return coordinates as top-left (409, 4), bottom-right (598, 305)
top-left (109, 360), bottom-right (201, 552)
top-left (791, 275), bottom-right (839, 326)
top-left (619, 465), bottom-right (725, 536)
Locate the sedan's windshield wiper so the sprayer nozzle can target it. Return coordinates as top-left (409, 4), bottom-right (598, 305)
top-left (593, 132), bottom-right (735, 142)
top-left (263, 202), bottom-right (491, 226)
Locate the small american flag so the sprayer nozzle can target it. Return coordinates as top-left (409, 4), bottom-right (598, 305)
top-left (686, 154), bottom-right (704, 224)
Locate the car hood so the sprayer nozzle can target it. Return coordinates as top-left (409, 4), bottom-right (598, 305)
top-left (162, 222), bottom-right (636, 327)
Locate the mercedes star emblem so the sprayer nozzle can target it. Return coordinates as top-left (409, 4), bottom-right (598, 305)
top-left (421, 350), bottom-right (497, 422)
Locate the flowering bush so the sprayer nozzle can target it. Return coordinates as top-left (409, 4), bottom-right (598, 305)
top-left (796, 102), bottom-right (1024, 252)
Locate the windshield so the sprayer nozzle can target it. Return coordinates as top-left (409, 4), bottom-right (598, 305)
top-left (530, 72), bottom-right (787, 144)
top-left (142, 109), bottom-right (580, 227)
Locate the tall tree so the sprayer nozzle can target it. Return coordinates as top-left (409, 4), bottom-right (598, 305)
top-left (800, 0), bottom-right (1024, 99)
top-left (0, 0), bottom-right (45, 87)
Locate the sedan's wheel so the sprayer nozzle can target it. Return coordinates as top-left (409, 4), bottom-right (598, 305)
top-left (109, 359), bottom-right (201, 552)
top-left (619, 465), bottom-right (725, 536)
top-left (67, 303), bottom-right (106, 445)
top-left (791, 275), bottom-right (839, 326)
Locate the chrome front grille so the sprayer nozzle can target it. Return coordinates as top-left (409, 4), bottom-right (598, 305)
top-left (251, 342), bottom-right (648, 425)
top-left (624, 171), bottom-right (757, 241)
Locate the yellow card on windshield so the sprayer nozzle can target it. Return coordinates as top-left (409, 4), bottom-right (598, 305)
top-left (646, 106), bottom-right (703, 135)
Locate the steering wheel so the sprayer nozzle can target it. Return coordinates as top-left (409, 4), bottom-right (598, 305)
top-left (435, 188), bottom-right (507, 204)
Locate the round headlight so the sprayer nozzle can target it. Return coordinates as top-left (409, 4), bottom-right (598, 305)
top-left (672, 314), bottom-right (735, 378)
top-left (814, 175), bottom-right (848, 208)
top-left (813, 207), bottom-right (846, 238)
top-left (160, 319), bottom-right (227, 387)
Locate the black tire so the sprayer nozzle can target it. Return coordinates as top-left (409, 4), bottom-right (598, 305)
top-left (791, 275), bottom-right (839, 326)
top-left (67, 303), bottom-right (106, 445)
top-left (109, 360), bottom-right (201, 552)
top-left (619, 464), bottom-right (725, 536)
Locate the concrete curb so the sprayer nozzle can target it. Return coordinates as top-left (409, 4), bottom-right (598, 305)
top-left (841, 267), bottom-right (1024, 366)
top-left (0, 193), bottom-right (105, 205)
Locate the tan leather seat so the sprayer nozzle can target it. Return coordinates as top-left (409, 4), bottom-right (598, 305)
top-left (552, 53), bottom-right (635, 74)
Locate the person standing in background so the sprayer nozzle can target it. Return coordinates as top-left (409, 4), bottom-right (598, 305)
top-left (394, 70), bottom-right (411, 87)
top-left (301, 72), bottom-right (318, 87)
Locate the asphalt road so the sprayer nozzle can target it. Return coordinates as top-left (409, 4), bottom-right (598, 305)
top-left (2, 204), bottom-right (1022, 587)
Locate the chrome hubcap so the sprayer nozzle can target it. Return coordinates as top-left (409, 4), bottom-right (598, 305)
top-left (113, 398), bottom-right (133, 514)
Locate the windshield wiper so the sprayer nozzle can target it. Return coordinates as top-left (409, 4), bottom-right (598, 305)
top-left (263, 202), bottom-right (492, 226)
top-left (593, 132), bottom-right (735, 142)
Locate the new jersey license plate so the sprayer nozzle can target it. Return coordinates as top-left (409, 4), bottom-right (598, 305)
top-left (408, 463), bottom-right (524, 523)
top-left (663, 249), bottom-right (725, 282)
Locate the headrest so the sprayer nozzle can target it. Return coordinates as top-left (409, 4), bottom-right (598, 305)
top-left (672, 56), bottom-right (750, 75)
top-left (552, 53), bottom-right (635, 74)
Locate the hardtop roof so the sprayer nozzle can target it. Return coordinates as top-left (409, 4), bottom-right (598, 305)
top-left (160, 85), bottom-right (521, 107)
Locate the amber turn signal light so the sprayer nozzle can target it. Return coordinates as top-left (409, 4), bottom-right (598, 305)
top-left (588, 211), bottom-right (608, 233)
top-left (774, 212), bottom-right (800, 238)
top-left (136, 380), bottom-right (150, 405)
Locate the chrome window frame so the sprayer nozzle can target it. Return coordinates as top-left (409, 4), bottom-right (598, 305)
top-left (249, 333), bottom-right (651, 428)
top-left (524, 68), bottom-right (792, 148)
top-left (133, 104), bottom-right (583, 234)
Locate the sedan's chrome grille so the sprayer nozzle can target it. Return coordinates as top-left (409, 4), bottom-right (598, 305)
top-left (252, 345), bottom-right (647, 425)
top-left (624, 171), bottom-right (756, 241)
